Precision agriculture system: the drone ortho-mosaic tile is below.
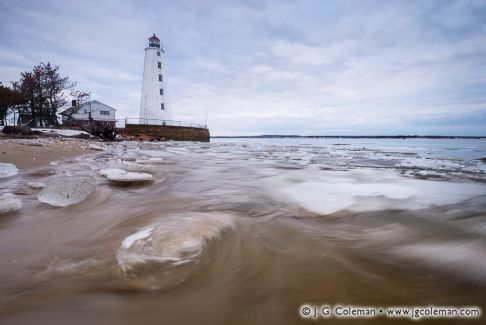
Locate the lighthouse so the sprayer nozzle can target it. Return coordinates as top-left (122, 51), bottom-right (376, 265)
top-left (139, 34), bottom-right (172, 123)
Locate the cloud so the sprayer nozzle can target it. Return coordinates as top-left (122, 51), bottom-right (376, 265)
top-left (0, 0), bottom-right (485, 135)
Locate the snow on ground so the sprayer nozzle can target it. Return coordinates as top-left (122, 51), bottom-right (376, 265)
top-left (33, 128), bottom-right (91, 137)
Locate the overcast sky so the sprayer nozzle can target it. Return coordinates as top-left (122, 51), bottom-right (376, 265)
top-left (1, 0), bottom-right (485, 135)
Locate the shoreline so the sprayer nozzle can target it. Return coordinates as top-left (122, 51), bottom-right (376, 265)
top-left (212, 135), bottom-right (486, 139)
top-left (0, 136), bottom-right (96, 171)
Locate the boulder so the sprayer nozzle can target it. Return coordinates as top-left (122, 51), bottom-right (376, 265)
top-left (38, 175), bottom-right (96, 207)
top-left (2, 125), bottom-right (35, 135)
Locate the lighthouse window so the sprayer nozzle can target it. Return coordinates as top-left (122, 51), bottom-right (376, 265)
top-left (158, 62), bottom-right (161, 69)
top-left (158, 74), bottom-right (162, 81)
top-left (157, 51), bottom-right (160, 56)
top-left (161, 103), bottom-right (165, 110)
top-left (160, 88), bottom-right (163, 95)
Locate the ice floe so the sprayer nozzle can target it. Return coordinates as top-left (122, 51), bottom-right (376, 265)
top-left (89, 144), bottom-right (105, 151)
top-left (116, 213), bottom-right (235, 277)
top-left (38, 175), bottom-right (96, 207)
top-left (99, 168), bottom-right (153, 182)
top-left (0, 193), bottom-right (22, 214)
top-left (105, 159), bottom-right (156, 173)
top-left (271, 168), bottom-right (486, 215)
top-left (27, 181), bottom-right (46, 189)
top-left (0, 162), bottom-right (19, 178)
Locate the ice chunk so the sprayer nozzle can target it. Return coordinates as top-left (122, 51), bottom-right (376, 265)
top-left (0, 163), bottom-right (19, 178)
top-left (38, 175), bottom-right (96, 207)
top-left (116, 213), bottom-right (235, 288)
top-left (27, 181), bottom-right (46, 189)
top-left (99, 168), bottom-right (152, 182)
top-left (0, 193), bottom-right (22, 214)
top-left (121, 227), bottom-right (155, 249)
top-left (89, 144), bottom-right (105, 151)
top-left (106, 160), bottom-right (156, 173)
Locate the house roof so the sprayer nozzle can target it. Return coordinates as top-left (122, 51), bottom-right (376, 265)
top-left (60, 100), bottom-right (117, 115)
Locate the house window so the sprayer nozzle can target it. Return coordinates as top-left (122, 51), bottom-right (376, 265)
top-left (161, 103), bottom-right (165, 110)
top-left (100, 110), bottom-right (110, 116)
top-left (158, 74), bottom-right (162, 82)
top-left (158, 62), bottom-right (161, 69)
top-left (160, 88), bottom-right (163, 95)
top-left (157, 51), bottom-right (160, 56)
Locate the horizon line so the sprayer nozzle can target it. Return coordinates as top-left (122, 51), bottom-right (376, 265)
top-left (211, 135), bottom-right (486, 139)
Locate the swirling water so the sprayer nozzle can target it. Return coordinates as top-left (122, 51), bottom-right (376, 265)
top-left (0, 138), bottom-right (485, 324)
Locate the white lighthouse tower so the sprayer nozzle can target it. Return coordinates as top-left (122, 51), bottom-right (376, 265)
top-left (139, 34), bottom-right (172, 123)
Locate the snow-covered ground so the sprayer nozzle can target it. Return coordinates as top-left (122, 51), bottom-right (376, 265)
top-left (33, 128), bottom-right (91, 137)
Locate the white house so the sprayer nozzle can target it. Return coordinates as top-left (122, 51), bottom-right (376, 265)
top-left (60, 100), bottom-right (117, 127)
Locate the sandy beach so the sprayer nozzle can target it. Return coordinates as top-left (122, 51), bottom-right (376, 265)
top-left (0, 135), bottom-right (94, 171)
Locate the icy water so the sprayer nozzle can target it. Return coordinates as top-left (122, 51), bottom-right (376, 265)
top-left (1, 138), bottom-right (486, 324)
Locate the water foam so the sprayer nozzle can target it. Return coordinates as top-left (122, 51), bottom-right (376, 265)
top-left (392, 241), bottom-right (486, 285)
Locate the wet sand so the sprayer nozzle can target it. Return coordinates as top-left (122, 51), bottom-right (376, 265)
top-left (0, 137), bottom-right (93, 170)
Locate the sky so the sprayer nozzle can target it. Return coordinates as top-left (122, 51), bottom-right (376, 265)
top-left (0, 0), bottom-right (485, 136)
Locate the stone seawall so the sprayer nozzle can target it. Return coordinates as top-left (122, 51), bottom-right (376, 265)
top-left (119, 124), bottom-right (210, 142)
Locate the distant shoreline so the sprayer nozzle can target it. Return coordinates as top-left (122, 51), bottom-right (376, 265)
top-left (212, 135), bottom-right (486, 139)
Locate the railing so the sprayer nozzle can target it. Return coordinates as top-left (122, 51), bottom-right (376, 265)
top-left (124, 118), bottom-right (207, 129)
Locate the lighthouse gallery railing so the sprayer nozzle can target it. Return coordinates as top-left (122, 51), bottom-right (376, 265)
top-left (124, 118), bottom-right (207, 129)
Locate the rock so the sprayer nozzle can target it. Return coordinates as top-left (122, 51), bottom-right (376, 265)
top-left (38, 175), bottom-right (96, 207)
top-left (0, 193), bottom-right (22, 214)
top-left (99, 168), bottom-right (153, 182)
top-left (0, 163), bottom-right (19, 178)
top-left (2, 125), bottom-right (36, 136)
top-left (480, 157), bottom-right (486, 162)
